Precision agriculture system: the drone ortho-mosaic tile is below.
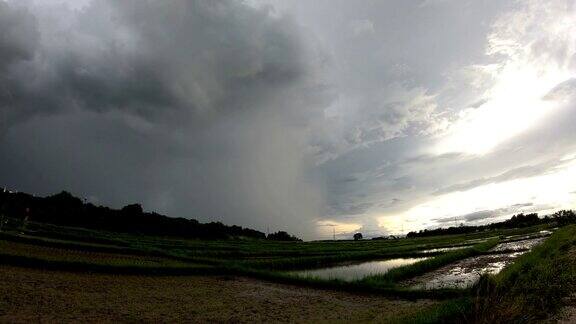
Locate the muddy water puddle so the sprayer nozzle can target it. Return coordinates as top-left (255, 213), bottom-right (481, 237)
top-left (400, 252), bottom-right (526, 289)
top-left (490, 237), bottom-right (545, 252)
top-left (289, 257), bottom-right (429, 281)
top-left (401, 235), bottom-right (550, 290)
top-left (419, 246), bottom-right (468, 254)
top-left (503, 230), bottom-right (552, 242)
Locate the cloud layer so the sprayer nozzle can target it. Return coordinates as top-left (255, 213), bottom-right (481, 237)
top-left (1, 0), bottom-right (575, 239)
top-left (0, 0), bottom-right (331, 237)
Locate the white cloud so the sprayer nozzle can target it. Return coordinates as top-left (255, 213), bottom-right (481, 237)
top-left (435, 0), bottom-right (576, 155)
top-left (380, 158), bottom-right (576, 234)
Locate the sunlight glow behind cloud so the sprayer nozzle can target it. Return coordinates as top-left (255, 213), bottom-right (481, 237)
top-left (381, 158), bottom-right (576, 234)
top-left (436, 1), bottom-right (576, 156)
top-left (436, 64), bottom-right (570, 155)
top-left (316, 220), bottom-right (362, 239)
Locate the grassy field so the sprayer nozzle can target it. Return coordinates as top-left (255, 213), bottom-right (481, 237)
top-left (0, 220), bottom-right (573, 323)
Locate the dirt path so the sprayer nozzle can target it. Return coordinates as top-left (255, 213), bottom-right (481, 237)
top-left (0, 265), bottom-right (436, 323)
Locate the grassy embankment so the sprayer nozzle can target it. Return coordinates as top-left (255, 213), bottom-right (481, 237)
top-left (402, 225), bottom-right (576, 323)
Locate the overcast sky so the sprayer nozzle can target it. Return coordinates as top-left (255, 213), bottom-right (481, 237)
top-left (1, 0), bottom-right (575, 239)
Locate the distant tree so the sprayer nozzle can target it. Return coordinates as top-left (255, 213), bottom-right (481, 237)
top-left (353, 233), bottom-right (363, 241)
top-left (406, 231), bottom-right (417, 238)
top-left (121, 204), bottom-right (143, 216)
top-left (0, 189), bottom-right (269, 240)
top-left (0, 212), bottom-right (5, 231)
top-left (552, 210), bottom-right (576, 226)
top-left (267, 231), bottom-right (302, 242)
top-left (4, 187), bottom-right (573, 242)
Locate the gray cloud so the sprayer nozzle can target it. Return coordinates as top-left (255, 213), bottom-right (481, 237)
top-left (543, 78), bottom-right (576, 102)
top-left (433, 158), bottom-right (573, 195)
top-left (0, 2), bottom-right (38, 69)
top-left (462, 210), bottom-right (499, 222)
top-left (1, 0), bottom-right (575, 239)
top-left (2, 0), bottom-right (319, 127)
top-left (0, 0), bottom-right (331, 238)
top-left (0, 2), bottom-right (40, 132)
top-left (434, 202), bottom-right (535, 224)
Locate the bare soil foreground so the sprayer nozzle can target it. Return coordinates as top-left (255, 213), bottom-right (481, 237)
top-left (0, 265), bottom-right (436, 323)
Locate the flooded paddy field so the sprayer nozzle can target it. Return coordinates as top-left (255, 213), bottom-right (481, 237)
top-left (502, 229), bottom-right (553, 242)
top-left (489, 236), bottom-right (546, 252)
top-left (286, 233), bottom-right (550, 285)
top-left (460, 236), bottom-right (498, 245)
top-left (400, 236), bottom-right (549, 290)
top-left (289, 257), bottom-right (429, 281)
top-left (419, 246), bottom-right (468, 254)
top-left (399, 252), bottom-right (526, 289)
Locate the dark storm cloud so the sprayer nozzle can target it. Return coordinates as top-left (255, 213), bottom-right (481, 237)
top-left (0, 2), bottom-right (38, 68)
top-left (2, 0), bottom-right (312, 127)
top-left (0, 0), bottom-right (331, 238)
top-left (0, 2), bottom-right (40, 131)
top-left (2, 0), bottom-right (575, 239)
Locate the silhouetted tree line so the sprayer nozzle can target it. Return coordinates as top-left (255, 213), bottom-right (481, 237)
top-left (266, 231), bottom-right (302, 242)
top-left (0, 189), bottom-right (301, 241)
top-left (406, 211), bottom-right (576, 238)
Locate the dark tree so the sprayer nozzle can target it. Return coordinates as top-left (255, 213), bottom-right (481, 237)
top-left (121, 204), bottom-right (143, 216)
top-left (405, 210), bottom-right (576, 238)
top-left (0, 188), bottom-right (281, 240)
top-left (267, 231), bottom-right (302, 241)
top-left (353, 232), bottom-right (363, 240)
